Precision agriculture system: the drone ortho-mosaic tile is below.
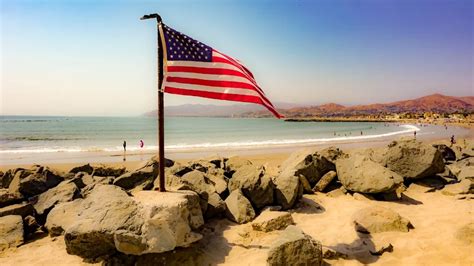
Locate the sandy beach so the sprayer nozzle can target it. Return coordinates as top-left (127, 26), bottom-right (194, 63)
top-left (1, 134), bottom-right (473, 265)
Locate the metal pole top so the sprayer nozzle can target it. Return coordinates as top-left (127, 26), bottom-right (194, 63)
top-left (140, 13), bottom-right (162, 23)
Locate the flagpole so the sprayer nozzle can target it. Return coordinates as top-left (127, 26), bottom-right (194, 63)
top-left (141, 13), bottom-right (166, 192)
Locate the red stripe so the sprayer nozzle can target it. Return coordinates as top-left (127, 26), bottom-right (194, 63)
top-left (166, 76), bottom-right (274, 107)
top-left (213, 50), bottom-right (255, 79)
top-left (167, 66), bottom-right (247, 78)
top-left (164, 86), bottom-right (283, 118)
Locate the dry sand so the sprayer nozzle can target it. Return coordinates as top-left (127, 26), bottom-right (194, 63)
top-left (1, 140), bottom-right (473, 265)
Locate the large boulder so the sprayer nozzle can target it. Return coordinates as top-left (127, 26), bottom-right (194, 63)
top-left (312, 171), bottom-right (337, 192)
top-left (279, 149), bottom-right (335, 186)
top-left (207, 173), bottom-right (228, 197)
top-left (0, 169), bottom-right (14, 188)
top-left (224, 156), bottom-right (252, 177)
top-left (0, 189), bottom-right (23, 208)
top-left (0, 215), bottom-right (24, 251)
top-left (9, 165), bottom-right (64, 198)
top-left (228, 165), bottom-right (273, 209)
top-left (441, 179), bottom-right (473, 196)
top-left (273, 174), bottom-right (302, 210)
top-left (336, 154), bottom-right (403, 193)
top-left (433, 144), bottom-right (456, 161)
top-left (225, 189), bottom-right (255, 224)
top-left (113, 164), bottom-right (156, 191)
top-left (114, 190), bottom-right (204, 255)
top-left (54, 185), bottom-right (203, 259)
top-left (384, 140), bottom-right (445, 179)
top-left (0, 202), bottom-right (35, 218)
top-left (69, 164), bottom-right (94, 175)
top-left (252, 211), bottom-right (294, 232)
top-left (91, 165), bottom-right (126, 177)
top-left (205, 192), bottom-right (226, 219)
top-left (267, 225), bottom-right (322, 266)
top-left (32, 180), bottom-right (81, 218)
top-left (353, 206), bottom-right (412, 233)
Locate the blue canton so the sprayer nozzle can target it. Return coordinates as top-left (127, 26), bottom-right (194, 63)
top-left (162, 24), bottom-right (212, 62)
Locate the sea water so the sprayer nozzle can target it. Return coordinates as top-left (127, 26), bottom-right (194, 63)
top-left (0, 116), bottom-right (469, 164)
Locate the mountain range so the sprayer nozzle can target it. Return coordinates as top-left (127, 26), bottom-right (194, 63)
top-left (145, 94), bottom-right (474, 118)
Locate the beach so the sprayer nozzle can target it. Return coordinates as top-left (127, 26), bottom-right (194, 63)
top-left (1, 131), bottom-right (473, 265)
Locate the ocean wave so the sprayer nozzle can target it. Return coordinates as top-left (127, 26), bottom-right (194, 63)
top-left (0, 125), bottom-right (420, 154)
top-left (2, 137), bottom-right (85, 141)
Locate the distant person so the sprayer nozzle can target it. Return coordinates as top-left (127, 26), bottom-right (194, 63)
top-left (139, 139), bottom-right (144, 149)
top-left (414, 131), bottom-right (417, 139)
top-left (360, 131), bottom-right (363, 135)
top-left (450, 135), bottom-right (456, 146)
top-left (123, 140), bottom-right (127, 152)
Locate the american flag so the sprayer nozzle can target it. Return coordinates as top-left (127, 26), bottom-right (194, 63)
top-left (159, 24), bottom-right (283, 118)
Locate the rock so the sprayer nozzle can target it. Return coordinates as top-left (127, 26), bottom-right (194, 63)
top-left (224, 156), bottom-right (252, 177)
top-left (319, 147), bottom-right (347, 163)
top-left (458, 167), bottom-right (474, 182)
top-left (0, 202), bottom-right (35, 218)
top-left (135, 245), bottom-right (208, 266)
top-left (0, 189), bottom-right (23, 208)
top-left (33, 180), bottom-right (80, 218)
top-left (225, 189), bottom-right (256, 224)
top-left (336, 154), bottom-right (404, 193)
top-left (166, 163), bottom-right (193, 177)
top-left (228, 165), bottom-right (274, 209)
top-left (114, 190), bottom-right (204, 255)
top-left (45, 199), bottom-right (84, 237)
top-left (433, 144), bottom-right (456, 161)
top-left (56, 185), bottom-right (203, 258)
top-left (326, 187), bottom-right (346, 198)
top-left (252, 211), bottom-right (294, 232)
top-left (267, 225), bottom-right (322, 266)
top-left (298, 175), bottom-right (313, 194)
top-left (207, 173), bottom-right (228, 197)
top-left (10, 166), bottom-right (64, 198)
top-left (178, 170), bottom-right (217, 213)
top-left (69, 164), bottom-right (94, 175)
top-left (24, 215), bottom-right (41, 237)
top-left (369, 240), bottom-right (394, 256)
top-left (313, 171), bottom-right (337, 192)
top-left (279, 148), bottom-right (335, 186)
top-left (352, 193), bottom-right (374, 201)
top-left (0, 215), bottom-right (24, 251)
top-left (273, 173), bottom-right (302, 210)
top-left (441, 179), bottom-right (473, 195)
top-left (205, 192), bottom-right (226, 219)
top-left (384, 140), bottom-right (445, 179)
top-left (455, 222), bottom-right (474, 245)
top-left (322, 247), bottom-right (348, 259)
top-left (113, 164), bottom-right (155, 191)
top-left (0, 169), bottom-right (14, 188)
top-left (92, 165), bottom-right (126, 177)
top-left (353, 206), bottom-right (412, 233)
top-left (146, 156), bottom-right (175, 168)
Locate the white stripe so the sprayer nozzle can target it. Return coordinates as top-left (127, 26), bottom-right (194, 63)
top-left (167, 60), bottom-right (245, 74)
top-left (167, 72), bottom-right (255, 87)
top-left (163, 81), bottom-right (262, 97)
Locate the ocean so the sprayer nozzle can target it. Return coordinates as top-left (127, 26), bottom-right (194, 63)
top-left (0, 116), bottom-right (469, 164)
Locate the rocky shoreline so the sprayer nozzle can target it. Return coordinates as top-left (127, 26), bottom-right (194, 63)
top-left (0, 139), bottom-right (473, 265)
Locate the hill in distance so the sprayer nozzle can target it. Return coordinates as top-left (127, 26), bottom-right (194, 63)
top-left (144, 94), bottom-right (474, 118)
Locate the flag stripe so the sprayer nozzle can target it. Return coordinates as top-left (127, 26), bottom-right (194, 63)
top-left (164, 82), bottom-right (261, 97)
top-left (165, 76), bottom-right (275, 107)
top-left (165, 86), bottom-right (282, 118)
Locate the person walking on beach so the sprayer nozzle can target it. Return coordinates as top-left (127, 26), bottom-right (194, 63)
top-left (139, 139), bottom-right (144, 149)
top-left (123, 140), bottom-right (127, 161)
top-left (414, 131), bottom-right (417, 139)
top-left (450, 135), bottom-right (456, 147)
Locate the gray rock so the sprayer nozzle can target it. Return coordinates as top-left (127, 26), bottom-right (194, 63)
top-left (252, 211), bottom-right (294, 232)
top-left (33, 180), bottom-right (80, 217)
top-left (0, 189), bottom-right (23, 208)
top-left (113, 164), bottom-right (156, 191)
top-left (228, 165), bottom-right (274, 209)
top-left (45, 199), bottom-right (84, 237)
top-left (0, 215), bottom-right (24, 251)
top-left (114, 190), bottom-right (203, 255)
top-left (336, 154), bottom-right (404, 193)
top-left (319, 147), bottom-right (347, 163)
top-left (433, 144), bottom-right (456, 161)
top-left (9, 165), bottom-right (64, 198)
top-left (207, 173), bottom-right (228, 197)
top-left (69, 164), bottom-right (93, 175)
top-left (0, 202), bottom-right (35, 218)
top-left (267, 225), bottom-right (322, 266)
top-left (279, 148), bottom-right (335, 186)
top-left (353, 206), bottom-right (412, 233)
top-left (273, 174), bottom-right (302, 210)
top-left (224, 156), bottom-right (252, 177)
top-left (91, 165), bottom-right (126, 177)
top-left (205, 192), bottom-right (226, 219)
top-left (441, 179), bottom-right (473, 195)
top-left (298, 175), bottom-right (313, 194)
top-left (313, 171), bottom-right (337, 192)
top-left (384, 140), bottom-right (445, 179)
top-left (225, 189), bottom-right (255, 224)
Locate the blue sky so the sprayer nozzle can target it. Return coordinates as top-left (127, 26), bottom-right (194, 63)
top-left (1, 0), bottom-right (472, 116)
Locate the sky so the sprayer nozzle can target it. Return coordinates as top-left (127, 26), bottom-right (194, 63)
top-left (1, 0), bottom-right (473, 116)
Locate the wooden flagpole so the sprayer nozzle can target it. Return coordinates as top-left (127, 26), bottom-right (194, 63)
top-left (141, 13), bottom-right (166, 192)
